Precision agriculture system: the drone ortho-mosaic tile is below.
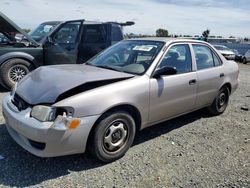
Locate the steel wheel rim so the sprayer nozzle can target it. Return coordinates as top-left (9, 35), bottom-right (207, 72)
top-left (217, 91), bottom-right (228, 110)
top-left (103, 120), bottom-right (128, 152)
top-left (9, 65), bottom-right (27, 82)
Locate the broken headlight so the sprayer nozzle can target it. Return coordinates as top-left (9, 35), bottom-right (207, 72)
top-left (31, 105), bottom-right (74, 122)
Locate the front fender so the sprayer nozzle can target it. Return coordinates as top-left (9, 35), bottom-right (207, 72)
top-left (0, 51), bottom-right (41, 67)
top-left (54, 76), bottom-right (150, 128)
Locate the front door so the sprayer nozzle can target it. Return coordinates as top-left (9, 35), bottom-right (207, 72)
top-left (149, 44), bottom-right (197, 124)
top-left (43, 20), bottom-right (83, 65)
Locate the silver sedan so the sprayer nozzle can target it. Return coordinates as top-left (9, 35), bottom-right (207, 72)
top-left (2, 38), bottom-right (239, 162)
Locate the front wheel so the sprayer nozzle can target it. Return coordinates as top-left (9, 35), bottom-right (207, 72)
top-left (0, 58), bottom-right (34, 89)
top-left (207, 86), bottom-right (230, 115)
top-left (89, 111), bottom-right (136, 163)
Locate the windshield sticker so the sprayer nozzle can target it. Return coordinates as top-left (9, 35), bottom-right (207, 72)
top-left (44, 25), bottom-right (53, 32)
top-left (133, 45), bottom-right (157, 52)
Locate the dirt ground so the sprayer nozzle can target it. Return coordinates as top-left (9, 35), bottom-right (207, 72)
top-left (0, 63), bottom-right (249, 188)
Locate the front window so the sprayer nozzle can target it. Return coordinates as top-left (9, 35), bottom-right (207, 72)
top-left (53, 22), bottom-right (81, 44)
top-left (157, 44), bottom-right (192, 74)
top-left (87, 40), bottom-right (164, 75)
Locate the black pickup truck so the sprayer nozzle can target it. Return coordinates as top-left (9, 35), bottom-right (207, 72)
top-left (0, 12), bottom-right (134, 89)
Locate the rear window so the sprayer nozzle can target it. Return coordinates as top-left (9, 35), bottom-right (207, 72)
top-left (111, 26), bottom-right (123, 42)
top-left (82, 25), bottom-right (107, 43)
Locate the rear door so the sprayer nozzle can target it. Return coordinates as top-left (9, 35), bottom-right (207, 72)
top-left (43, 20), bottom-right (83, 65)
top-left (191, 44), bottom-right (224, 108)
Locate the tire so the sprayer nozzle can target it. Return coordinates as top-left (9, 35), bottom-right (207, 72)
top-left (89, 111), bottom-right (136, 163)
top-left (242, 58), bottom-right (247, 64)
top-left (207, 86), bottom-right (230, 115)
top-left (0, 58), bottom-right (34, 89)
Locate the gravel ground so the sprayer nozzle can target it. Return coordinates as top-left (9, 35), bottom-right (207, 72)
top-left (0, 64), bottom-right (249, 188)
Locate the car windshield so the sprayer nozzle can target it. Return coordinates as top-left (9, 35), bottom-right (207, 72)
top-left (214, 45), bottom-right (229, 51)
top-left (87, 40), bottom-right (164, 75)
top-left (29, 23), bottom-right (58, 42)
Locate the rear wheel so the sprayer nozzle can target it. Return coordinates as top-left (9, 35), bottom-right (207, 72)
top-left (207, 86), bottom-right (230, 115)
top-left (0, 58), bottom-right (34, 89)
top-left (89, 111), bottom-right (136, 163)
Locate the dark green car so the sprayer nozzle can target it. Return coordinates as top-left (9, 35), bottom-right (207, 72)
top-left (0, 12), bottom-right (133, 89)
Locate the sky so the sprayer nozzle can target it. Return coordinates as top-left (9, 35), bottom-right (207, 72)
top-left (1, 0), bottom-right (250, 37)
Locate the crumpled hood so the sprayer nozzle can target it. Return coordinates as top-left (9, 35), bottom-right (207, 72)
top-left (16, 65), bottom-right (134, 105)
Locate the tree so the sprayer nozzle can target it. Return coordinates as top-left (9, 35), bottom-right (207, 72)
top-left (156, 28), bottom-right (168, 37)
top-left (202, 29), bottom-right (210, 42)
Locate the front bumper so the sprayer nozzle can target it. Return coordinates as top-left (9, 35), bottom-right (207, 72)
top-left (2, 94), bottom-right (100, 157)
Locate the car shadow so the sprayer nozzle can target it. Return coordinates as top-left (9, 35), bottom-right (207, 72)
top-left (0, 85), bottom-right (8, 93)
top-left (0, 109), bottom-right (211, 187)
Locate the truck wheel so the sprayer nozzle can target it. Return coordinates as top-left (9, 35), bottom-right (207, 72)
top-left (242, 58), bottom-right (247, 64)
top-left (89, 111), bottom-right (136, 163)
top-left (0, 58), bottom-right (34, 89)
top-left (207, 86), bottom-right (230, 115)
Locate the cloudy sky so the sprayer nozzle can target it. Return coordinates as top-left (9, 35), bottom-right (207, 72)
top-left (1, 0), bottom-right (250, 37)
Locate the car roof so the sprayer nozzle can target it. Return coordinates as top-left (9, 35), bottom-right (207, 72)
top-left (127, 37), bottom-right (209, 44)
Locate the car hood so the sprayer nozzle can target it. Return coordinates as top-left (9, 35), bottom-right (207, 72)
top-left (0, 12), bottom-right (39, 46)
top-left (16, 65), bottom-right (134, 105)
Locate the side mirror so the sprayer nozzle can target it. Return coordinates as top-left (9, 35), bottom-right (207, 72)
top-left (153, 66), bottom-right (177, 78)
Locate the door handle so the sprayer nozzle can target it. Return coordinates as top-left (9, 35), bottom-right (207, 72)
top-left (189, 79), bottom-right (197, 85)
top-left (220, 73), bottom-right (225, 77)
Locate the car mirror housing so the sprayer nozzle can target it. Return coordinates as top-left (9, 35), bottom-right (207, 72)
top-left (153, 66), bottom-right (177, 78)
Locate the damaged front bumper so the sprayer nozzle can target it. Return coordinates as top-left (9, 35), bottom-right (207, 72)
top-left (2, 93), bottom-right (100, 157)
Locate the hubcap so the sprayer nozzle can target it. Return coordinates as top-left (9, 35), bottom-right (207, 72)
top-left (219, 92), bottom-right (226, 107)
top-left (103, 121), bottom-right (128, 152)
top-left (9, 66), bottom-right (27, 82)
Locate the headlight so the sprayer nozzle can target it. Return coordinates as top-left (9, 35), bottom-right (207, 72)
top-left (31, 105), bottom-right (74, 122)
top-left (31, 105), bottom-right (57, 122)
top-left (31, 105), bottom-right (80, 130)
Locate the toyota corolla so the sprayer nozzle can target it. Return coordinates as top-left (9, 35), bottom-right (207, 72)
top-left (2, 38), bottom-right (239, 162)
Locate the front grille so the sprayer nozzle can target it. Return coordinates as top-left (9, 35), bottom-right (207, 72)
top-left (28, 139), bottom-right (46, 150)
top-left (12, 94), bottom-right (29, 111)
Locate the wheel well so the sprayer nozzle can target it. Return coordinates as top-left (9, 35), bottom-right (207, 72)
top-left (1, 57), bottom-right (35, 68)
top-left (86, 104), bottom-right (142, 150)
top-left (222, 83), bottom-right (232, 94)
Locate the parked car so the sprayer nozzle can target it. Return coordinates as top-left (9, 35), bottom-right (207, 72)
top-left (232, 49), bottom-right (244, 62)
top-left (242, 49), bottom-right (250, 64)
top-left (0, 12), bottom-right (134, 89)
top-left (213, 45), bottom-right (236, 60)
top-left (2, 38), bottom-right (239, 162)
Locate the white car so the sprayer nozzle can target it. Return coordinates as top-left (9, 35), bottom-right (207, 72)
top-left (243, 49), bottom-right (250, 64)
top-left (213, 45), bottom-right (235, 60)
